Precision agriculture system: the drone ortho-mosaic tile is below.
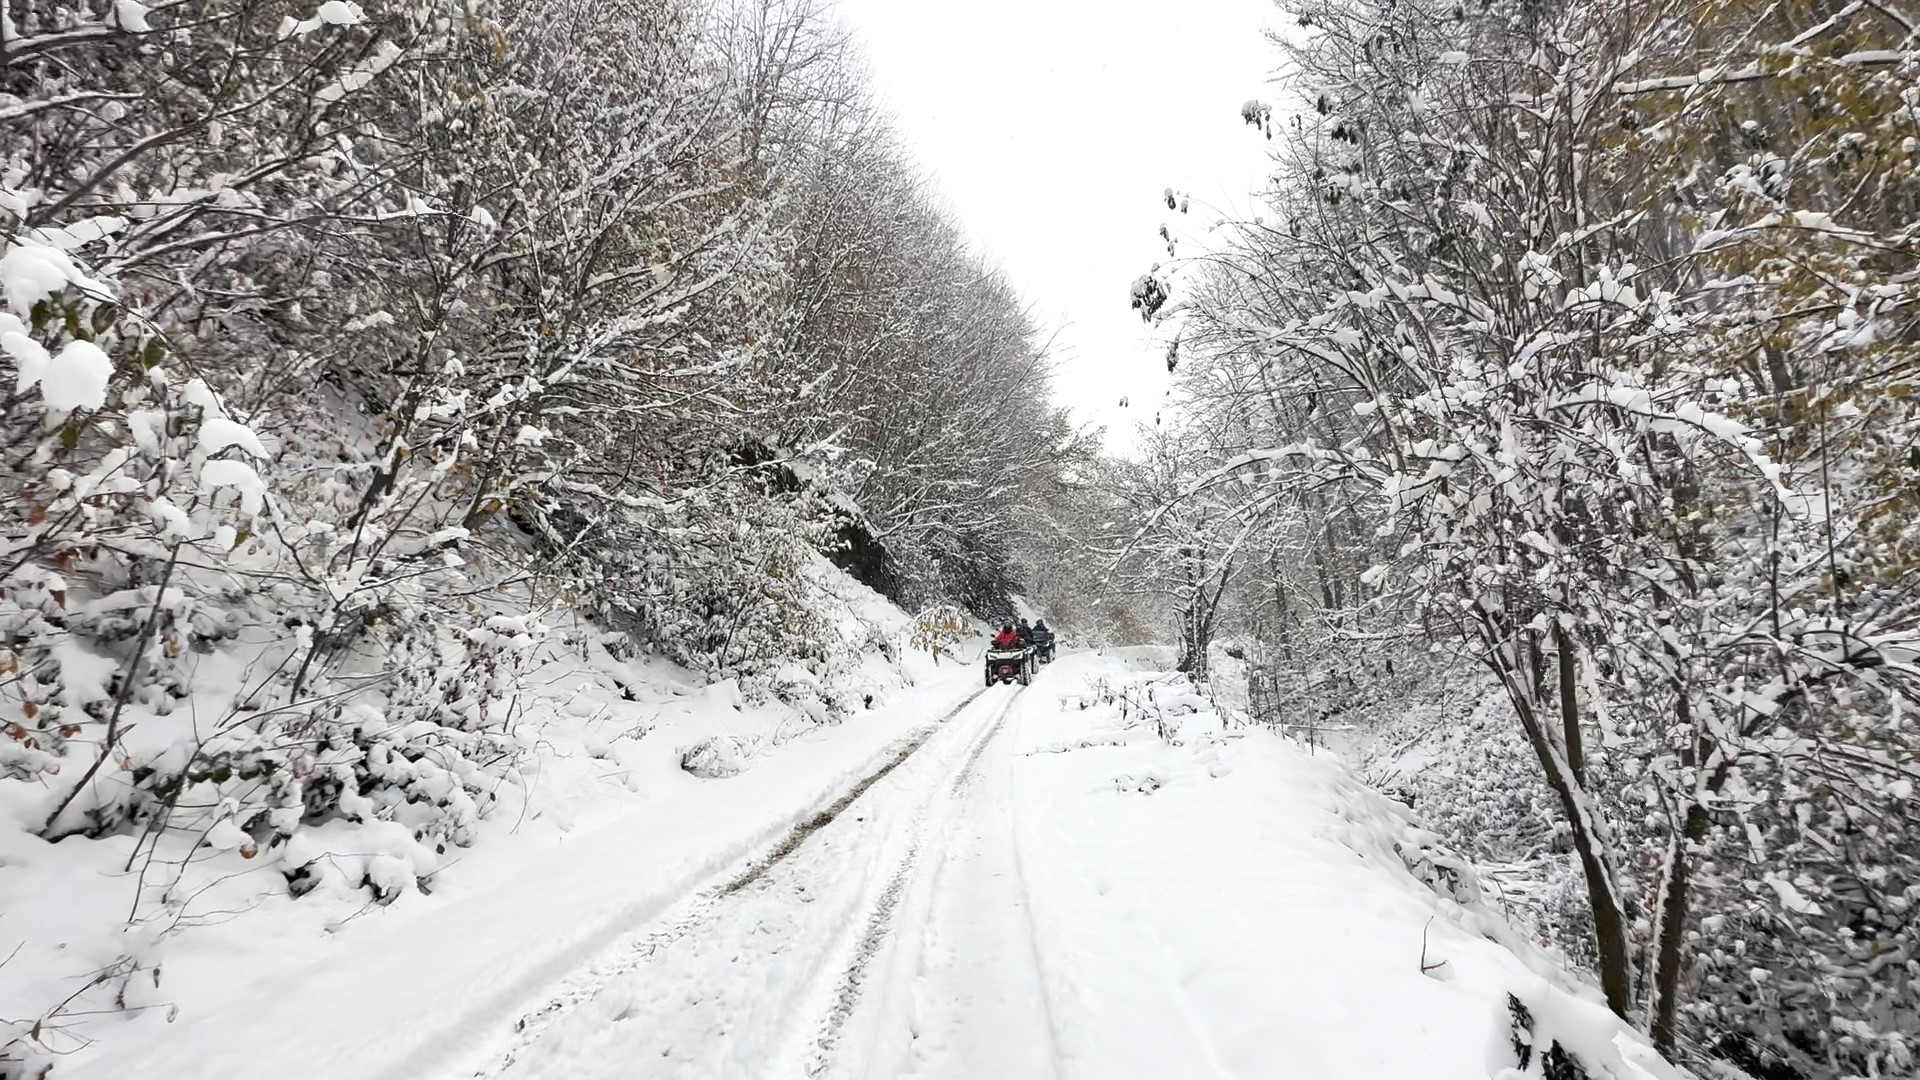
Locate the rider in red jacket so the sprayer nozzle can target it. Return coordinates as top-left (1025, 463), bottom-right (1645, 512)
top-left (991, 624), bottom-right (1020, 649)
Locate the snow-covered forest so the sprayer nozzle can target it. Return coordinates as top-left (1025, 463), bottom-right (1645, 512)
top-left (1122, 0), bottom-right (1920, 1076)
top-left (3, 0), bottom-right (1916, 1077)
top-left (0, 0), bottom-right (1111, 1070)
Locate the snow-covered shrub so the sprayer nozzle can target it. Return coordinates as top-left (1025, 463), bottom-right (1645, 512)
top-left (281, 820), bottom-right (440, 903)
top-left (552, 462), bottom-right (842, 688)
top-left (1364, 670), bottom-right (1920, 1078)
top-left (1496, 992), bottom-right (1603, 1080)
top-left (1365, 684), bottom-right (1567, 863)
top-left (907, 605), bottom-right (970, 664)
top-left (1608, 735), bottom-right (1920, 1080)
top-left (1086, 670), bottom-right (1206, 744)
top-left (1362, 680), bottom-right (1601, 952)
top-left (678, 735), bottom-right (758, 780)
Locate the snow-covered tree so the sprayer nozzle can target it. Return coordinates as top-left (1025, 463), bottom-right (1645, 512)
top-left (1149, 0), bottom-right (1920, 1072)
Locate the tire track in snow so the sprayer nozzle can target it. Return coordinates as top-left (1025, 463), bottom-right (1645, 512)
top-left (1003, 691), bottom-right (1072, 1080)
top-left (800, 688), bottom-right (1024, 1079)
top-left (474, 686), bottom-right (991, 1078)
top-left (720, 688), bottom-right (981, 895)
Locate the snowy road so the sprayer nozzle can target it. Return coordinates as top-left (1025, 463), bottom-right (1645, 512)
top-left (889, 681), bottom-right (1059, 1080)
top-left (476, 678), bottom-right (1039, 1080)
top-left (63, 650), bottom-right (1680, 1080)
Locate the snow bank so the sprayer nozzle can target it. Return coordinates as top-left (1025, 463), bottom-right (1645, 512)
top-left (32, 664), bottom-right (984, 1080)
top-left (0, 554), bottom-right (959, 1077)
top-left (1007, 653), bottom-right (1688, 1080)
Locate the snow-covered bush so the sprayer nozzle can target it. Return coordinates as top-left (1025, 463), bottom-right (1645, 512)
top-left (907, 604), bottom-right (970, 664)
top-left (1363, 682), bottom-right (1593, 951)
top-left (554, 461), bottom-right (842, 689)
top-left (679, 734), bottom-right (758, 780)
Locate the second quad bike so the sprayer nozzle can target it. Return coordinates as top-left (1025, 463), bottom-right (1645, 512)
top-left (1030, 632), bottom-right (1055, 664)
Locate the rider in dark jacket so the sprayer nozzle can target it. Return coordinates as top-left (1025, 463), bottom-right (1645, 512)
top-left (1015, 618), bottom-right (1033, 646)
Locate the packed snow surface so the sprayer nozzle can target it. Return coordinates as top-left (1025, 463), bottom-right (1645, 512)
top-left (28, 650), bottom-right (1678, 1080)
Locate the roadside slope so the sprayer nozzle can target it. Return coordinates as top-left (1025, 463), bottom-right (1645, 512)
top-left (56, 666), bottom-right (984, 1080)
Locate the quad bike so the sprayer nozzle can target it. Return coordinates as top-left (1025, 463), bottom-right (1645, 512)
top-left (984, 645), bottom-right (1031, 686)
top-left (1031, 635), bottom-right (1056, 664)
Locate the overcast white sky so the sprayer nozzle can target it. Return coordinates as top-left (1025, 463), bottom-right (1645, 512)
top-left (830, 0), bottom-right (1279, 449)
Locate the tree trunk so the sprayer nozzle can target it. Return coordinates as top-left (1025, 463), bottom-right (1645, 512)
top-left (1648, 693), bottom-right (1727, 1052)
top-left (1553, 623), bottom-right (1586, 785)
top-left (1649, 798), bottom-right (1710, 1051)
top-left (1489, 639), bottom-right (1634, 1019)
top-left (1569, 787), bottom-right (1636, 1021)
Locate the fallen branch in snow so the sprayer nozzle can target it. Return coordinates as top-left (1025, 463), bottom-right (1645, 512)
top-left (1022, 737), bottom-right (1133, 755)
top-left (1418, 916), bottom-right (1450, 977)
